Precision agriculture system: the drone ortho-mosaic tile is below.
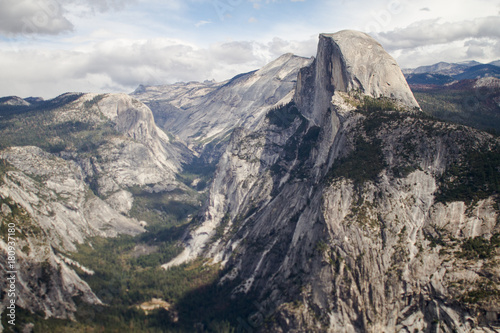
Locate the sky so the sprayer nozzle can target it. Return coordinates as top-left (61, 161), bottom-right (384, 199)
top-left (0, 0), bottom-right (499, 99)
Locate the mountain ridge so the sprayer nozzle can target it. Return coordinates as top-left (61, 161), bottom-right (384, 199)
top-left (131, 53), bottom-right (313, 155)
top-left (404, 60), bottom-right (500, 86)
top-left (403, 60), bottom-right (499, 75)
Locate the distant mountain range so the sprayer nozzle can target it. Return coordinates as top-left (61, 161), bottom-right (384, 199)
top-left (403, 59), bottom-right (500, 134)
top-left (404, 60), bottom-right (500, 85)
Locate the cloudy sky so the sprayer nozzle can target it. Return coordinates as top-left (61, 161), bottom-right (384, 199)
top-left (1, 0), bottom-right (499, 99)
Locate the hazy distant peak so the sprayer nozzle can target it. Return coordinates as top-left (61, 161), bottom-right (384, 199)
top-left (0, 95), bottom-right (30, 106)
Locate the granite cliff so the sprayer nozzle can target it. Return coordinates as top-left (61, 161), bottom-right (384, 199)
top-left (166, 30), bottom-right (500, 332)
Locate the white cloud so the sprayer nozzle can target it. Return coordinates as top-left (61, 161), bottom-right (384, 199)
top-left (391, 37), bottom-right (500, 69)
top-left (65, 0), bottom-right (138, 13)
top-left (195, 20), bottom-right (212, 28)
top-left (210, 41), bottom-right (259, 66)
top-left (375, 16), bottom-right (500, 50)
top-left (1, 0), bottom-right (499, 99)
top-left (0, 33), bottom-right (320, 99)
top-left (0, 0), bottom-right (73, 36)
top-left (372, 15), bottom-right (500, 68)
top-left (465, 39), bottom-right (488, 59)
top-left (248, 0), bottom-right (306, 7)
top-left (266, 36), bottom-right (317, 59)
top-left (0, 0), bottom-right (140, 37)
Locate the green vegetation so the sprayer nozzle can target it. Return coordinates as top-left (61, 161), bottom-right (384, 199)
top-left (325, 96), bottom-right (406, 185)
top-left (325, 94), bottom-right (439, 185)
top-left (16, 232), bottom-right (258, 332)
top-left (0, 93), bottom-right (120, 153)
top-left (53, 231), bottom-right (242, 332)
top-left (343, 91), bottom-right (407, 113)
top-left (460, 276), bottom-right (500, 304)
top-left (0, 158), bottom-right (13, 184)
top-left (458, 234), bottom-right (500, 260)
top-left (0, 195), bottom-right (43, 241)
top-left (406, 73), bottom-right (455, 85)
top-left (392, 165), bottom-right (419, 179)
top-left (297, 126), bottom-right (321, 161)
top-left (176, 157), bottom-right (217, 192)
top-left (425, 233), bottom-right (447, 249)
top-left (128, 186), bottom-right (200, 232)
top-left (341, 92), bottom-right (500, 204)
top-left (70, 235), bottom-right (212, 304)
top-left (315, 240), bottom-right (329, 254)
top-left (0, 94), bottom-right (83, 118)
top-left (463, 288), bottom-right (499, 304)
top-left (413, 84), bottom-right (500, 133)
top-left (0, 94), bottom-right (256, 331)
top-left (83, 94), bottom-right (107, 109)
top-left (359, 95), bottom-right (401, 113)
top-left (5, 179), bottom-right (245, 332)
top-left (326, 135), bottom-right (385, 185)
top-left (436, 144), bottom-right (500, 203)
top-left (11, 174), bottom-right (245, 332)
top-left (212, 211), bottom-right (231, 244)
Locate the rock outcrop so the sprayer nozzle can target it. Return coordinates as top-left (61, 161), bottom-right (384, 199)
top-left (96, 93), bottom-right (187, 174)
top-left (0, 96), bottom-right (30, 107)
top-left (0, 146), bottom-right (135, 319)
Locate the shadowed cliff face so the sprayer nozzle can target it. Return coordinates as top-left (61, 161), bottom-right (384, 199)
top-left (166, 31), bottom-right (500, 332)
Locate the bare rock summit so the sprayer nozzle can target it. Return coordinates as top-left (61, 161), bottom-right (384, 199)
top-left (296, 30), bottom-right (420, 124)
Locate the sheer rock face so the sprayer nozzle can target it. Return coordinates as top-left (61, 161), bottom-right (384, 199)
top-left (296, 30), bottom-right (420, 125)
top-left (166, 31), bottom-right (500, 332)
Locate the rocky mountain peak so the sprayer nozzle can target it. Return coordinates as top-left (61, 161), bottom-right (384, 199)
top-left (254, 52), bottom-right (303, 76)
top-left (0, 96), bottom-right (30, 107)
top-left (160, 30), bottom-right (500, 332)
top-left (296, 30), bottom-right (419, 124)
